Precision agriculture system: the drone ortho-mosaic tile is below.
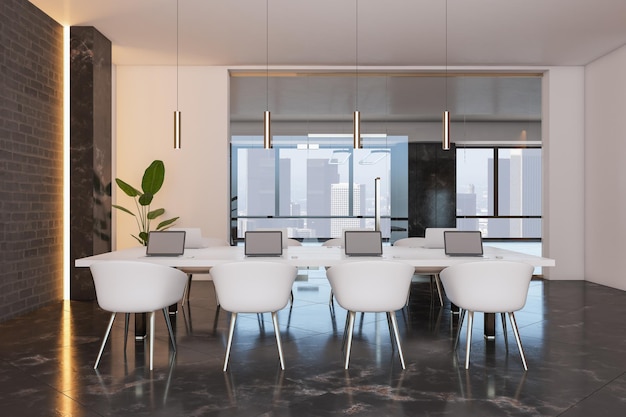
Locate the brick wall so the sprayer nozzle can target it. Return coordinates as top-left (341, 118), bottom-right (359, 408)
top-left (0, 0), bottom-right (64, 321)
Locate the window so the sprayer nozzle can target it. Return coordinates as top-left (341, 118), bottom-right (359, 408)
top-left (231, 135), bottom-right (407, 241)
top-left (456, 147), bottom-right (541, 239)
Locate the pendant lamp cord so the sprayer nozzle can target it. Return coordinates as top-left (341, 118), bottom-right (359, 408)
top-left (176, 0), bottom-right (179, 111)
top-left (355, 0), bottom-right (359, 112)
top-left (444, 0), bottom-right (448, 109)
top-left (266, 0), bottom-right (269, 111)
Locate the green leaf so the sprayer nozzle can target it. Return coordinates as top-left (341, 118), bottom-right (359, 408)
top-left (156, 217), bottom-right (179, 230)
top-left (138, 232), bottom-right (149, 245)
top-left (115, 178), bottom-right (141, 197)
top-left (138, 193), bottom-right (154, 206)
top-left (142, 160), bottom-right (165, 195)
top-left (147, 208), bottom-right (165, 219)
top-left (112, 204), bottom-right (136, 216)
top-left (132, 234), bottom-right (145, 245)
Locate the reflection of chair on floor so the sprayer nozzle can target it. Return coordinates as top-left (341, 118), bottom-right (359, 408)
top-left (394, 236), bottom-right (444, 306)
top-left (210, 261), bottom-right (298, 371)
top-left (89, 261), bottom-right (187, 370)
top-left (326, 260), bottom-right (415, 369)
top-left (439, 260), bottom-right (534, 370)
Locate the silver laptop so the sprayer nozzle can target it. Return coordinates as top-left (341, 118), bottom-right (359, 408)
top-left (146, 230), bottom-right (186, 256)
top-left (444, 231), bottom-right (483, 257)
top-left (244, 231), bottom-right (283, 257)
top-left (344, 230), bottom-right (383, 257)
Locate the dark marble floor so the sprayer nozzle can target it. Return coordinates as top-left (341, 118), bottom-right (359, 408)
top-left (1, 270), bottom-right (626, 417)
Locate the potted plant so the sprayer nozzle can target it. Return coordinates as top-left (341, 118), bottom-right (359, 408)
top-left (113, 160), bottom-right (179, 246)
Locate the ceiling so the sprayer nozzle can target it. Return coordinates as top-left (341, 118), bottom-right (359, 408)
top-left (28, 0), bottom-right (626, 132)
top-left (29, 0), bottom-right (626, 67)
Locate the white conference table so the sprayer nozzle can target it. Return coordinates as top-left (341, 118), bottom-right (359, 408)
top-left (75, 244), bottom-right (555, 269)
top-left (75, 245), bottom-right (555, 340)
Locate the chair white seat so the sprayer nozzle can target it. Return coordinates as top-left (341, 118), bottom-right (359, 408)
top-left (393, 237), bottom-right (445, 306)
top-left (209, 261), bottom-right (298, 371)
top-left (326, 260), bottom-right (415, 369)
top-left (439, 260), bottom-right (534, 370)
top-left (89, 261), bottom-right (188, 370)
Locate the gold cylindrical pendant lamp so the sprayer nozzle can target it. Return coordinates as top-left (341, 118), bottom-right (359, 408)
top-left (353, 110), bottom-right (361, 149)
top-left (174, 110), bottom-right (181, 149)
top-left (442, 110), bottom-right (450, 150)
top-left (263, 110), bottom-right (272, 149)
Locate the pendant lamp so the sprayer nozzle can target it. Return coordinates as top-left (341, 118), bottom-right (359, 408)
top-left (353, 0), bottom-right (361, 149)
top-left (174, 0), bottom-right (181, 149)
top-left (263, 0), bottom-right (272, 149)
top-left (442, 0), bottom-right (450, 150)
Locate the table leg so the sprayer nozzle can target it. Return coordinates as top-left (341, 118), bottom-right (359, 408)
top-left (484, 313), bottom-right (496, 340)
top-left (135, 313), bottom-right (146, 340)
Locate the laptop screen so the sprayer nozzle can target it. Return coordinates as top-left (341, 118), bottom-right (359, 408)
top-left (344, 230), bottom-right (383, 256)
top-left (244, 231), bottom-right (283, 257)
top-left (444, 231), bottom-right (483, 256)
top-left (146, 231), bottom-right (186, 256)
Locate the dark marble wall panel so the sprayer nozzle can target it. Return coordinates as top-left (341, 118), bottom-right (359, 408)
top-left (69, 27), bottom-right (112, 301)
top-left (408, 143), bottom-right (456, 237)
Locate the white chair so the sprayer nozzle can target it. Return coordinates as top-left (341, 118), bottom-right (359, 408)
top-left (423, 227), bottom-right (457, 249)
top-left (89, 261), bottom-right (188, 370)
top-left (210, 261), bottom-right (298, 371)
top-left (322, 238), bottom-right (343, 307)
top-left (393, 237), bottom-right (444, 306)
top-left (326, 260), bottom-right (415, 369)
top-left (438, 260), bottom-right (534, 370)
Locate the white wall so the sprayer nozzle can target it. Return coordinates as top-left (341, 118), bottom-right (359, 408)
top-left (114, 66), bottom-right (230, 249)
top-left (541, 67), bottom-right (586, 280)
top-left (584, 45), bottom-right (626, 290)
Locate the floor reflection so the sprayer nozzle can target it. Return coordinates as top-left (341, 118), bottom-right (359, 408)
top-left (1, 273), bottom-right (626, 416)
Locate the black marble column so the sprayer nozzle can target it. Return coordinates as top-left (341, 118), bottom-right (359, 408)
top-left (69, 27), bottom-right (112, 300)
top-left (407, 143), bottom-right (456, 236)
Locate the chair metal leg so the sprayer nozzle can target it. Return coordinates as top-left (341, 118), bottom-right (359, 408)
top-left (162, 308), bottom-right (177, 352)
top-left (501, 312), bottom-right (509, 351)
top-left (341, 312), bottom-right (350, 351)
top-left (181, 273), bottom-right (193, 305)
top-left (94, 313), bottom-right (116, 369)
top-left (453, 309), bottom-right (466, 351)
top-left (434, 273), bottom-right (444, 306)
top-left (271, 312), bottom-right (285, 370)
top-left (386, 312), bottom-right (396, 351)
top-left (464, 311), bottom-right (474, 369)
top-left (508, 312), bottom-right (528, 371)
top-left (123, 313), bottom-right (130, 352)
top-left (223, 313), bottom-right (237, 372)
top-left (389, 311), bottom-right (406, 369)
top-left (149, 311), bottom-right (156, 370)
top-left (344, 311), bottom-right (356, 369)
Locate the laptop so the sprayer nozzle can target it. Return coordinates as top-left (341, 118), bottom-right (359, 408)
top-left (145, 230), bottom-right (186, 256)
top-left (244, 230), bottom-right (283, 257)
top-left (344, 230), bottom-right (383, 257)
top-left (424, 227), bottom-right (457, 248)
top-left (444, 230), bottom-right (484, 257)
top-left (170, 227), bottom-right (204, 248)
